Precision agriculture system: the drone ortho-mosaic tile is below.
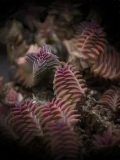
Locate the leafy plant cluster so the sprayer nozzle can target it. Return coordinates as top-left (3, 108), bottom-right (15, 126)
top-left (1, 19), bottom-right (120, 160)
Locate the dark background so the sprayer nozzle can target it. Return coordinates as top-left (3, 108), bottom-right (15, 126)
top-left (0, 0), bottom-right (119, 21)
top-left (0, 0), bottom-right (120, 42)
top-left (0, 0), bottom-right (120, 159)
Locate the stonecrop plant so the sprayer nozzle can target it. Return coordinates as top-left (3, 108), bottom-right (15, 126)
top-left (64, 21), bottom-right (120, 81)
top-left (8, 99), bottom-right (43, 145)
top-left (2, 43), bottom-right (87, 159)
top-left (45, 121), bottom-right (80, 160)
top-left (64, 21), bottom-right (107, 69)
top-left (98, 86), bottom-right (120, 112)
top-left (53, 62), bottom-right (87, 108)
top-left (16, 44), bottom-right (60, 88)
top-left (91, 45), bottom-right (120, 80)
top-left (35, 98), bottom-right (80, 129)
top-left (26, 44), bottom-right (59, 77)
top-left (2, 17), bottom-right (120, 160)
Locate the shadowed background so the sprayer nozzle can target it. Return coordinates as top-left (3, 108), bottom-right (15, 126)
top-left (0, 0), bottom-right (120, 160)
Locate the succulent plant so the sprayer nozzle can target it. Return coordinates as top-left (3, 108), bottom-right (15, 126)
top-left (26, 44), bottom-right (59, 77)
top-left (35, 98), bottom-right (79, 129)
top-left (53, 63), bottom-right (87, 108)
top-left (45, 121), bottom-right (80, 160)
top-left (64, 21), bottom-right (106, 69)
top-left (97, 86), bottom-right (120, 112)
top-left (0, 20), bottom-right (29, 63)
top-left (93, 126), bottom-right (120, 149)
top-left (8, 99), bottom-right (43, 144)
top-left (35, 16), bottom-right (59, 46)
top-left (1, 8), bottom-right (120, 159)
top-left (35, 0), bottom-right (82, 45)
top-left (15, 44), bottom-right (59, 87)
top-left (91, 45), bottom-right (120, 80)
top-left (48, 0), bottom-right (82, 40)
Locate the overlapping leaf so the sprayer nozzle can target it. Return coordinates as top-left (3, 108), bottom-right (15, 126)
top-left (35, 98), bottom-right (79, 129)
top-left (16, 44), bottom-right (59, 87)
top-left (64, 21), bottom-right (106, 66)
top-left (53, 63), bottom-right (87, 108)
top-left (26, 44), bottom-right (59, 75)
top-left (93, 127), bottom-right (120, 148)
top-left (8, 100), bottom-right (43, 144)
top-left (45, 121), bottom-right (79, 160)
top-left (91, 46), bottom-right (120, 80)
top-left (98, 86), bottom-right (120, 112)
